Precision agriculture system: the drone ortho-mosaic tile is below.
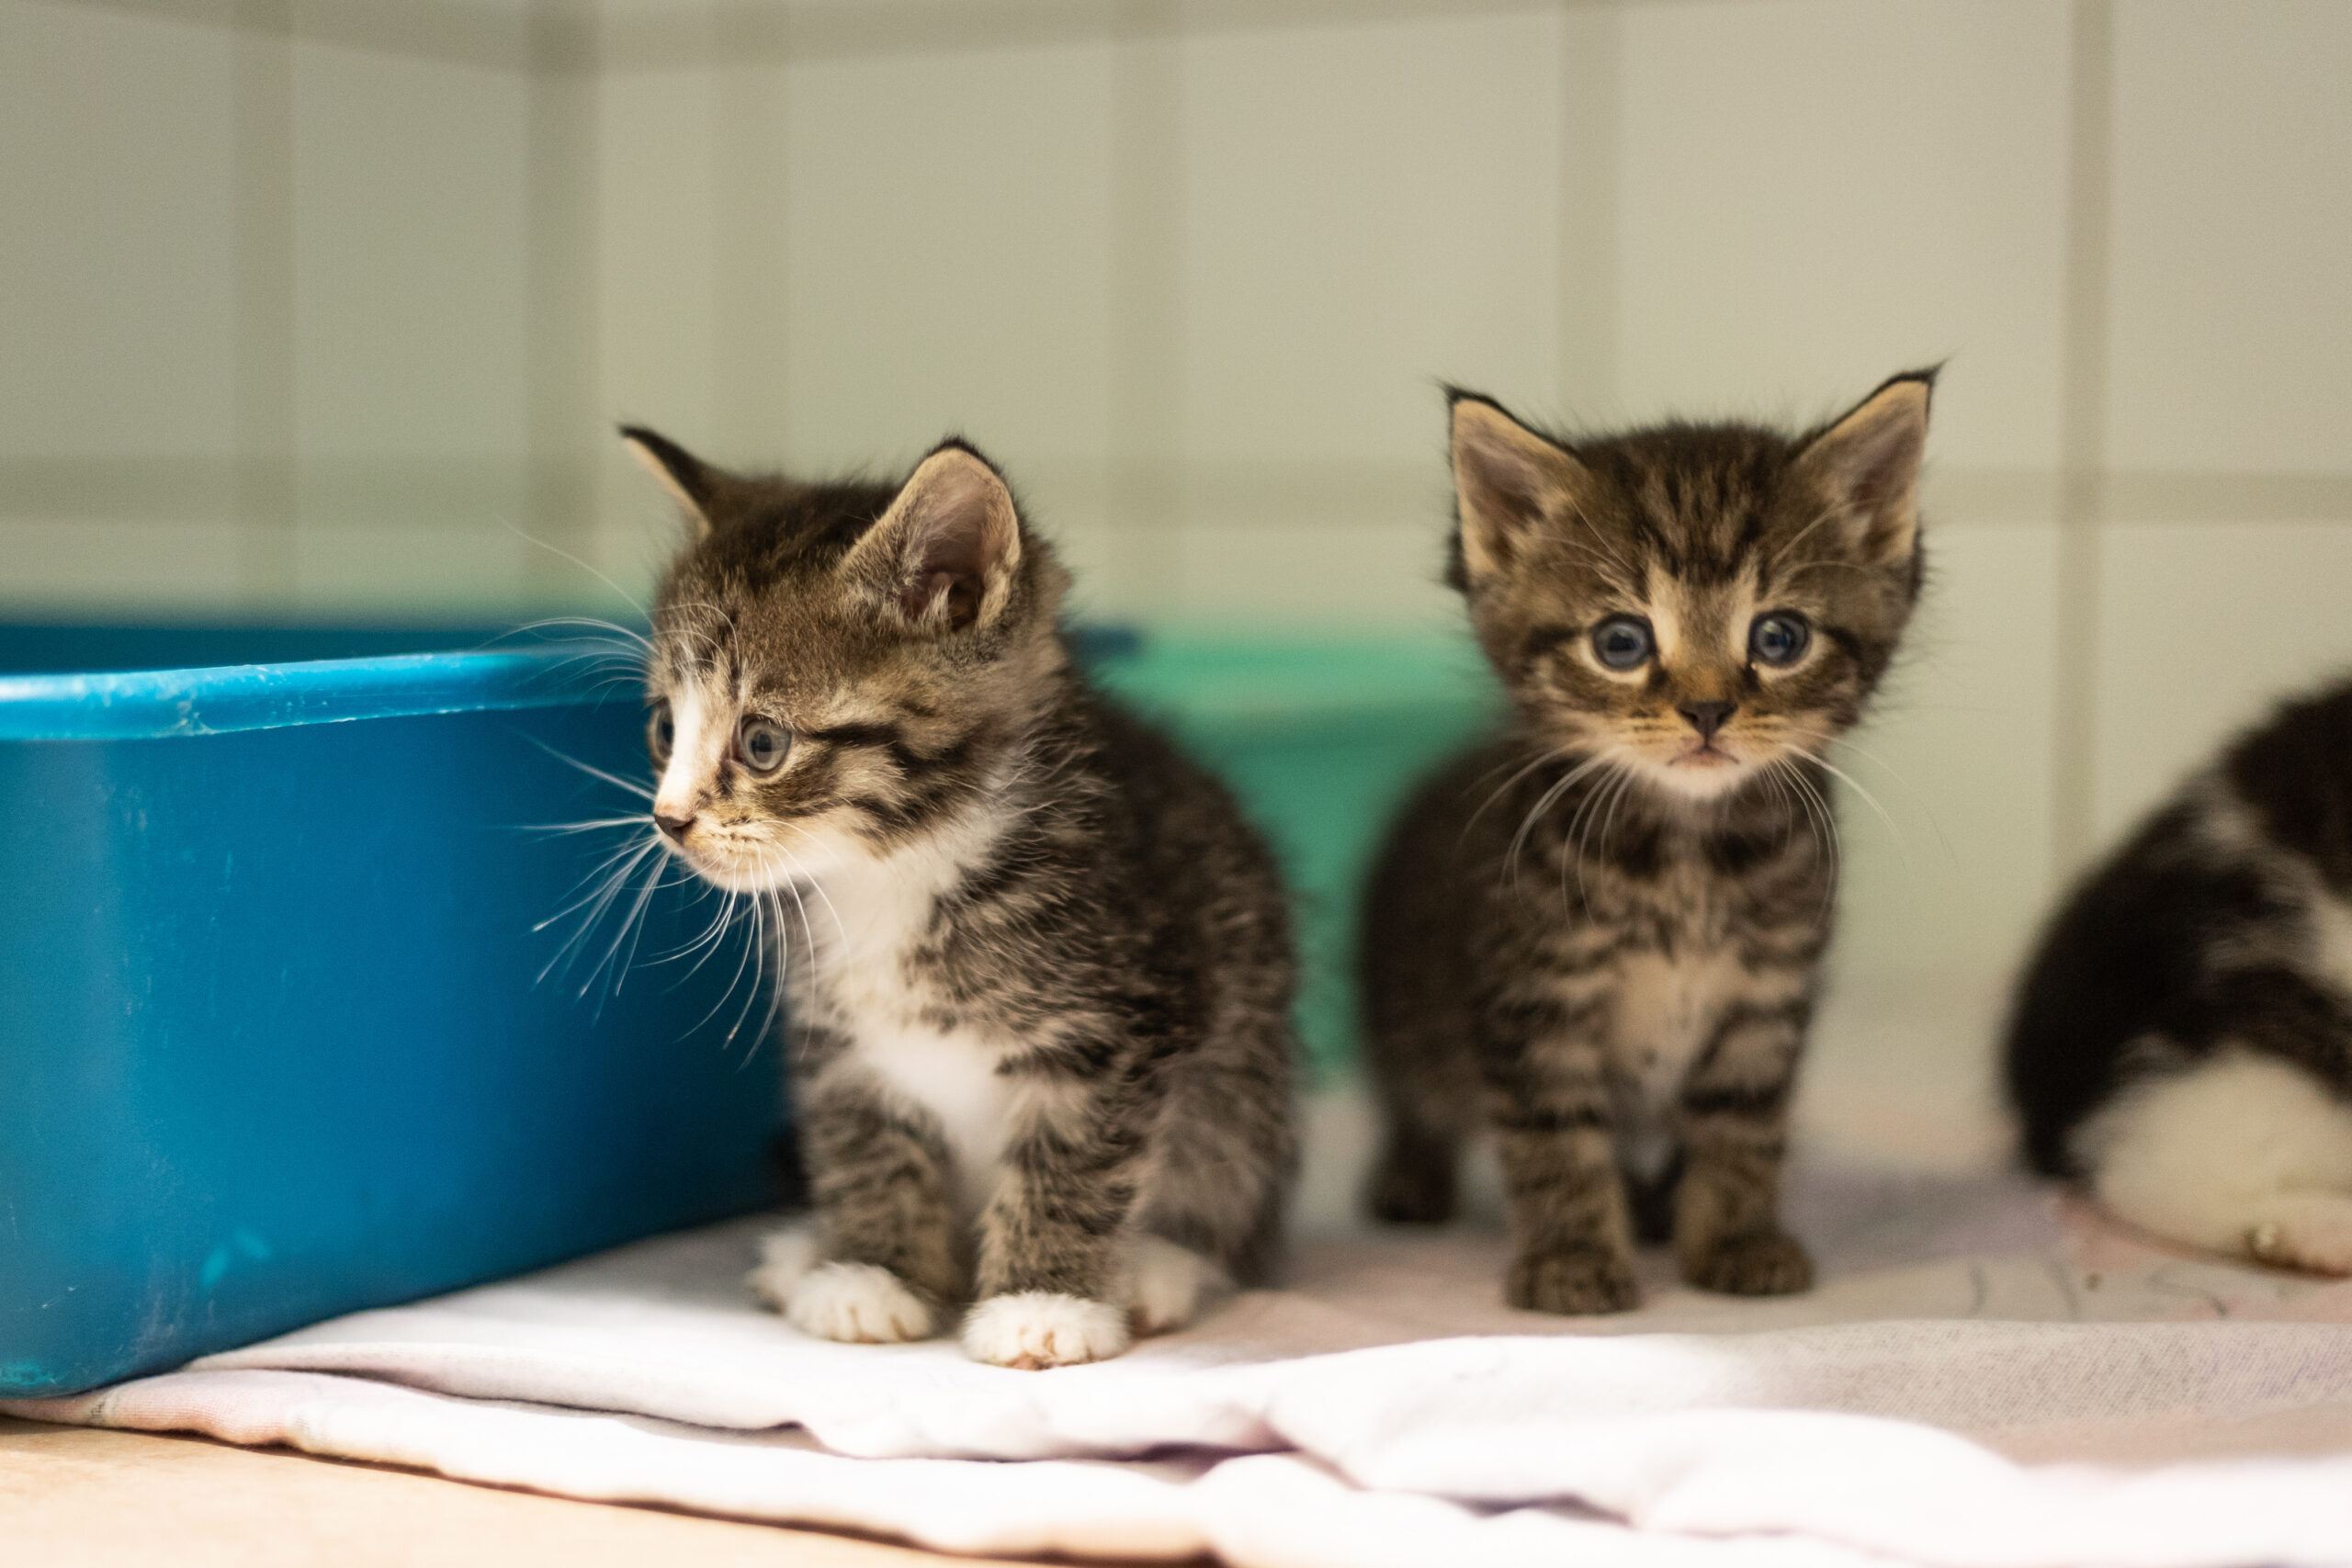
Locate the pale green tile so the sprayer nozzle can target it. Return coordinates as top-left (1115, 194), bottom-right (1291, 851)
top-left (1617, 0), bottom-right (2071, 470)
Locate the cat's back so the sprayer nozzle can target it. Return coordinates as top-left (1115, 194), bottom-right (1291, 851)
top-left (1082, 685), bottom-right (1273, 881)
top-left (2222, 677), bottom-right (2352, 883)
top-left (2005, 674), bottom-right (2352, 1175)
top-left (1357, 736), bottom-right (1524, 1077)
top-left (1066, 676), bottom-right (1295, 998)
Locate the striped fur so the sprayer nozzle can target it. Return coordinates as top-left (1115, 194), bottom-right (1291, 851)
top-left (2007, 678), bottom-right (2352, 1274)
top-left (1362, 375), bottom-right (1932, 1313)
top-left (626, 432), bottom-right (1297, 1365)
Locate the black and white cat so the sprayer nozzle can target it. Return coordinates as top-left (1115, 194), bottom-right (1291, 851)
top-left (622, 428), bottom-right (1298, 1367)
top-left (2008, 676), bottom-right (2352, 1274)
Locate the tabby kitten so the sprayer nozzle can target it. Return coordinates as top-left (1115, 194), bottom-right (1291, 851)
top-left (1361, 373), bottom-right (1933, 1314)
top-left (621, 429), bottom-right (1297, 1368)
top-left (2007, 677), bottom-right (2352, 1275)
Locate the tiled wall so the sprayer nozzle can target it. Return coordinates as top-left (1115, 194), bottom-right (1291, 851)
top-left (6, 0), bottom-right (2351, 1122)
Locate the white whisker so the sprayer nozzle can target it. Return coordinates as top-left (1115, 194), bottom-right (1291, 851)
top-left (1802, 750), bottom-right (1909, 868)
top-left (1505, 751), bottom-right (1614, 889)
top-left (497, 520), bottom-right (650, 619)
top-left (525, 736), bottom-right (656, 802)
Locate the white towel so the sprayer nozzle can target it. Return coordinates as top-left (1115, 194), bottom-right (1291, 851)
top-left (13, 1141), bottom-right (2352, 1565)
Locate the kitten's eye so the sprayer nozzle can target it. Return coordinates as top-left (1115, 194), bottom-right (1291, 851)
top-left (1748, 613), bottom-right (1811, 667)
top-left (647, 701), bottom-right (675, 766)
top-left (736, 717), bottom-right (792, 776)
top-left (1590, 615), bottom-right (1654, 671)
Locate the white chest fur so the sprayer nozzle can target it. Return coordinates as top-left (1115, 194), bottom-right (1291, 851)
top-left (859, 1025), bottom-right (1014, 1218)
top-left (1605, 947), bottom-right (1758, 1181)
top-left (796, 810), bottom-right (1023, 1219)
top-left (1608, 949), bottom-right (1743, 1102)
top-left (2308, 886), bottom-right (2352, 999)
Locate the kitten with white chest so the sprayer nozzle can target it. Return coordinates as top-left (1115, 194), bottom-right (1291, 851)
top-left (622, 429), bottom-right (1297, 1368)
top-left (1361, 374), bottom-right (1934, 1314)
top-left (2008, 677), bottom-right (2352, 1275)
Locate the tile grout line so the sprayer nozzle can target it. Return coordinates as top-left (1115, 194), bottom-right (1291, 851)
top-left (1554, 0), bottom-right (1620, 423)
top-left (33, 0), bottom-right (543, 71)
top-left (711, 17), bottom-right (792, 470)
top-left (9, 457), bottom-right (2352, 525)
top-left (39, 0), bottom-right (1637, 75)
top-left (2050, 0), bottom-right (2115, 882)
top-left (231, 0), bottom-right (297, 607)
top-left (523, 0), bottom-right (605, 609)
top-left (1106, 2), bottom-right (1185, 618)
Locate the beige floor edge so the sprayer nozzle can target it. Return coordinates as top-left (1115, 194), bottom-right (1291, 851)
top-left (0, 1416), bottom-right (1089, 1568)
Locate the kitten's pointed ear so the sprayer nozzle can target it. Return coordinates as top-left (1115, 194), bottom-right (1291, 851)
top-left (1792, 370), bottom-right (1935, 565)
top-left (1449, 391), bottom-right (1593, 588)
top-left (620, 424), bottom-right (721, 536)
top-left (844, 441), bottom-right (1023, 635)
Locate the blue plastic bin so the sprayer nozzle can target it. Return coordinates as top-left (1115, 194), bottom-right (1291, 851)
top-left (0, 624), bottom-right (782, 1398)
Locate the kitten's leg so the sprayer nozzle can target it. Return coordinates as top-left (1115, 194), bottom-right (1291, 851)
top-left (1491, 1012), bottom-right (1641, 1314)
top-left (962, 1061), bottom-right (1150, 1369)
top-left (1125, 1234), bottom-right (1230, 1336)
top-left (1675, 997), bottom-right (1813, 1296)
top-left (1368, 1097), bottom-right (1464, 1225)
top-left (757, 1058), bottom-right (962, 1343)
top-left (2087, 1047), bottom-right (2352, 1274)
top-left (1364, 985), bottom-right (1481, 1226)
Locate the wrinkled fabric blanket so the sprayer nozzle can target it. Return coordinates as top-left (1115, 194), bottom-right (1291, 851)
top-left (13, 1138), bottom-right (2352, 1566)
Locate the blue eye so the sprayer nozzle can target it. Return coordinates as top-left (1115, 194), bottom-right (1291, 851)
top-left (737, 717), bottom-right (792, 775)
top-left (1590, 615), bottom-right (1654, 671)
top-left (1749, 613), bottom-right (1810, 666)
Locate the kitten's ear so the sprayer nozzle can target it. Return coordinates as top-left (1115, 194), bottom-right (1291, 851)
top-left (619, 424), bottom-right (722, 536)
top-left (1449, 391), bottom-right (1593, 588)
top-left (1792, 370), bottom-right (1936, 565)
top-left (844, 440), bottom-right (1023, 635)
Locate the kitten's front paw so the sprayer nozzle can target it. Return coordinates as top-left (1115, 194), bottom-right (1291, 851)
top-left (779, 1261), bottom-right (938, 1343)
top-left (746, 1226), bottom-right (820, 1312)
top-left (1508, 1244), bottom-right (1640, 1315)
top-left (1682, 1226), bottom-right (1814, 1296)
top-left (2246, 1213), bottom-right (2352, 1276)
top-left (963, 1292), bottom-right (1131, 1369)
top-left (1128, 1235), bottom-right (1227, 1336)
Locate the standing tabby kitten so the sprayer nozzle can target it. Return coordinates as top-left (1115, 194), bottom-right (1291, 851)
top-left (622, 429), bottom-right (1296, 1368)
top-left (2007, 677), bottom-right (2352, 1275)
top-left (1362, 374), bottom-right (1933, 1314)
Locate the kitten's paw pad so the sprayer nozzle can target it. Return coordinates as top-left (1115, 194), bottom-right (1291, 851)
top-left (963, 1292), bottom-right (1131, 1369)
top-left (1128, 1236), bottom-right (1227, 1337)
top-left (745, 1226), bottom-right (821, 1313)
top-left (783, 1262), bottom-right (937, 1343)
top-left (1683, 1227), bottom-right (1815, 1296)
top-left (1508, 1245), bottom-right (1641, 1315)
top-left (2246, 1217), bottom-right (2352, 1276)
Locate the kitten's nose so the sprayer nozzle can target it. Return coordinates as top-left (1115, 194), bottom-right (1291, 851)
top-left (1678, 699), bottom-right (1736, 740)
top-left (654, 809), bottom-right (696, 842)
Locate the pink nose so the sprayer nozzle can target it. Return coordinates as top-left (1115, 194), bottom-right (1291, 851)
top-left (1679, 699), bottom-right (1736, 740)
top-left (654, 809), bottom-right (695, 842)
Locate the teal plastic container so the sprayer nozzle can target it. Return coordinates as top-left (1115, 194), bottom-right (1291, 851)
top-left (1094, 631), bottom-right (1500, 1078)
top-left (0, 624), bottom-right (782, 1398)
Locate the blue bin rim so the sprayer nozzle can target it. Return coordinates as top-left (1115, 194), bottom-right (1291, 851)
top-left (0, 643), bottom-right (628, 741)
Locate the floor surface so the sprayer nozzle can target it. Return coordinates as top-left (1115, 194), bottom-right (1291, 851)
top-left (0, 1416), bottom-right (1062, 1567)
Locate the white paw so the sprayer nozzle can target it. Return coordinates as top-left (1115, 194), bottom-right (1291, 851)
top-left (961, 1292), bottom-right (1131, 1369)
top-left (1128, 1235), bottom-right (1227, 1336)
top-left (746, 1226), bottom-right (821, 1312)
top-left (2246, 1206), bottom-right (2352, 1275)
top-left (779, 1261), bottom-right (937, 1344)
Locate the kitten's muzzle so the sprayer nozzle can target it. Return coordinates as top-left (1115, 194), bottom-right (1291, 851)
top-left (1677, 699), bottom-right (1736, 740)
